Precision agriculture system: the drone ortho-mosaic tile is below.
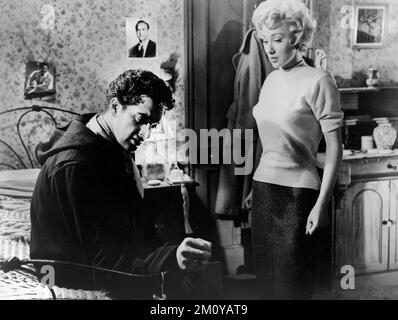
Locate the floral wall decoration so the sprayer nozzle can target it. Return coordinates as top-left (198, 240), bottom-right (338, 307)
top-left (0, 0), bottom-right (186, 168)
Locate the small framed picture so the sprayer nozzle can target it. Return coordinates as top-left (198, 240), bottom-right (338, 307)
top-left (352, 4), bottom-right (388, 48)
top-left (126, 17), bottom-right (158, 59)
top-left (24, 61), bottom-right (56, 100)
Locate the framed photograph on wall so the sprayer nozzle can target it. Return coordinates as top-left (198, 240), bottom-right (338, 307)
top-left (126, 17), bottom-right (158, 59)
top-left (352, 4), bottom-right (388, 48)
top-left (24, 61), bottom-right (56, 100)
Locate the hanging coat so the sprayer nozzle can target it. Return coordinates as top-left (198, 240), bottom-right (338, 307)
top-left (215, 28), bottom-right (274, 220)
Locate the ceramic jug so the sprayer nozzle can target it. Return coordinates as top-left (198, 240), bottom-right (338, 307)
top-left (366, 68), bottom-right (380, 87)
top-left (373, 121), bottom-right (396, 150)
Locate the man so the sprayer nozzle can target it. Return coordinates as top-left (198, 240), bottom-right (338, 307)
top-left (128, 20), bottom-right (157, 58)
top-left (30, 70), bottom-right (212, 299)
top-left (25, 63), bottom-right (53, 94)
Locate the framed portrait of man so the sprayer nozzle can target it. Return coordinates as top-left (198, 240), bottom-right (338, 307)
top-left (126, 17), bottom-right (158, 59)
top-left (24, 61), bottom-right (56, 100)
top-left (352, 4), bottom-right (388, 48)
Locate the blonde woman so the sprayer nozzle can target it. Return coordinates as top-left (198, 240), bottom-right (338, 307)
top-left (245, 0), bottom-right (343, 299)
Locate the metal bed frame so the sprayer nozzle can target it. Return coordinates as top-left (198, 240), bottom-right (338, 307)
top-left (0, 105), bottom-right (80, 170)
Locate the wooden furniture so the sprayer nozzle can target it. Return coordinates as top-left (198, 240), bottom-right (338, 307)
top-left (333, 153), bottom-right (398, 285)
top-left (142, 179), bottom-right (220, 252)
top-left (143, 181), bottom-right (199, 243)
top-left (339, 86), bottom-right (398, 93)
top-left (339, 86), bottom-right (398, 114)
top-left (143, 180), bottom-right (223, 298)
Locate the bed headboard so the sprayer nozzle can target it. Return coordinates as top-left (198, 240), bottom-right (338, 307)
top-left (0, 105), bottom-right (80, 169)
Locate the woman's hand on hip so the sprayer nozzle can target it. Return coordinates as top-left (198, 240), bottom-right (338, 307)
top-left (305, 204), bottom-right (329, 235)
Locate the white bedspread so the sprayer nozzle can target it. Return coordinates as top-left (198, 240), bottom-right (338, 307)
top-left (0, 193), bottom-right (32, 261)
top-left (0, 169), bottom-right (40, 198)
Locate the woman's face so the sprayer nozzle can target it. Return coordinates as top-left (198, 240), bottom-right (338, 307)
top-left (259, 22), bottom-right (297, 69)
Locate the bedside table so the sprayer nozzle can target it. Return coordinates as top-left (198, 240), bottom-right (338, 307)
top-left (142, 181), bottom-right (200, 244)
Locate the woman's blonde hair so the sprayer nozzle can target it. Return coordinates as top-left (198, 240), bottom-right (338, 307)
top-left (252, 0), bottom-right (317, 50)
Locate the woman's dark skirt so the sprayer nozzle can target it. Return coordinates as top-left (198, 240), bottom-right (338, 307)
top-left (251, 180), bottom-right (329, 300)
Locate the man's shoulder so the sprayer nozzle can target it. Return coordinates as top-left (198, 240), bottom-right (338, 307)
top-left (42, 149), bottom-right (93, 178)
top-left (129, 43), bottom-right (140, 54)
top-left (45, 72), bottom-right (53, 79)
top-left (148, 40), bottom-right (156, 50)
top-left (29, 70), bottom-right (40, 79)
top-left (145, 40), bottom-right (156, 57)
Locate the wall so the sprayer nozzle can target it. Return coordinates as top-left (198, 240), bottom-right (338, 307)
top-left (0, 0), bottom-right (185, 168)
top-left (312, 0), bottom-right (398, 146)
top-left (314, 0), bottom-right (398, 87)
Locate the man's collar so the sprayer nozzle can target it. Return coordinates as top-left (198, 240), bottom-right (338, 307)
top-left (140, 39), bottom-right (149, 47)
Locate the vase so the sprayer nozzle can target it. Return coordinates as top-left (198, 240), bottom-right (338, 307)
top-left (366, 68), bottom-right (380, 87)
top-left (142, 163), bottom-right (166, 181)
top-left (373, 121), bottom-right (397, 150)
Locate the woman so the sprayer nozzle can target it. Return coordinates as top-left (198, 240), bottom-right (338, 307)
top-left (245, 0), bottom-right (343, 299)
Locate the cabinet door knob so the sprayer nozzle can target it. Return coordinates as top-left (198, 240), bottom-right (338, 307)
top-left (387, 164), bottom-right (397, 170)
top-left (382, 220), bottom-right (394, 227)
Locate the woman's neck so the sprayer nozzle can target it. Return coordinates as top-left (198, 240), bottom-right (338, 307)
top-left (281, 50), bottom-right (303, 71)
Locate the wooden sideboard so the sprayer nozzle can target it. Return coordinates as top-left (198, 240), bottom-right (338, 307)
top-left (333, 152), bottom-right (398, 285)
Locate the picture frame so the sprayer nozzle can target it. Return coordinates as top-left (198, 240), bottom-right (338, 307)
top-left (126, 17), bottom-right (158, 60)
top-left (24, 61), bottom-right (56, 100)
top-left (352, 4), bottom-right (388, 48)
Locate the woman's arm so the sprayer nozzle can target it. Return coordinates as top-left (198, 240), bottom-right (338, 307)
top-left (244, 134), bottom-right (263, 209)
top-left (254, 134), bottom-right (263, 174)
top-left (306, 128), bottom-right (343, 235)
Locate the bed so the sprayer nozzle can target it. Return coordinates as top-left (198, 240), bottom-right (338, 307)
top-left (0, 106), bottom-right (223, 300)
top-left (0, 106), bottom-right (115, 299)
top-left (0, 106), bottom-right (79, 261)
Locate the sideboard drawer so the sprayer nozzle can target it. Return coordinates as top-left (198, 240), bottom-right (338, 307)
top-left (340, 156), bottom-right (398, 183)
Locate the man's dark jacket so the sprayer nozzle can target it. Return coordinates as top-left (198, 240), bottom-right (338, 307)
top-left (30, 114), bottom-right (178, 298)
top-left (129, 40), bottom-right (156, 58)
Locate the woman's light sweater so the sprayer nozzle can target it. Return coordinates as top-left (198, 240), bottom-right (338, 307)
top-left (253, 61), bottom-right (344, 190)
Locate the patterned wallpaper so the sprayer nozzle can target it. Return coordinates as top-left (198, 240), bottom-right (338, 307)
top-left (0, 0), bottom-right (185, 168)
top-left (314, 0), bottom-right (398, 87)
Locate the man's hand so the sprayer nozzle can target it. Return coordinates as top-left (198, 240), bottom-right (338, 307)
top-left (305, 204), bottom-right (329, 235)
top-left (176, 238), bottom-right (212, 272)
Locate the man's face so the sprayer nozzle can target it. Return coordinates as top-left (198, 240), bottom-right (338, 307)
top-left (136, 22), bottom-right (149, 42)
top-left (40, 65), bottom-right (48, 75)
top-left (112, 95), bottom-right (160, 152)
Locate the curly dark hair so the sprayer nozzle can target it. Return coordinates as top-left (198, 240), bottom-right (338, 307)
top-left (105, 69), bottom-right (175, 112)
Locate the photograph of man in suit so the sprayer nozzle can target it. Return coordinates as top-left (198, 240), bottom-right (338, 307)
top-left (128, 20), bottom-right (157, 58)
